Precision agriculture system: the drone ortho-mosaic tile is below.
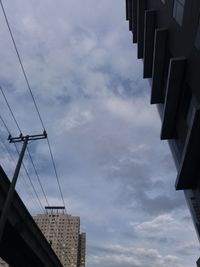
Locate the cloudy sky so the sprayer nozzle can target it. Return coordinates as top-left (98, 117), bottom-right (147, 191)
top-left (0, 0), bottom-right (199, 266)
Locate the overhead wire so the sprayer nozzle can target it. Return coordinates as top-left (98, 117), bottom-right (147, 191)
top-left (0, 95), bottom-right (72, 264)
top-left (46, 138), bottom-right (65, 207)
top-left (0, 85), bottom-right (50, 207)
top-left (26, 147), bottom-right (50, 206)
top-left (0, 115), bottom-right (71, 264)
top-left (0, 0), bottom-right (66, 210)
top-left (0, 115), bottom-right (44, 212)
top-left (0, 96), bottom-right (73, 264)
top-left (18, 148), bottom-right (45, 212)
top-left (0, 0), bottom-right (45, 130)
top-left (0, 133), bottom-right (42, 213)
top-left (0, 113), bottom-right (10, 135)
top-left (0, 86), bottom-right (21, 133)
top-left (0, 2), bottom-right (79, 262)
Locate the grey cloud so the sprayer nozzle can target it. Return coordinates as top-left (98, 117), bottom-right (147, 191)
top-left (176, 242), bottom-right (200, 256)
top-left (87, 244), bottom-right (183, 267)
top-left (105, 148), bottom-right (185, 214)
top-left (137, 192), bottom-right (186, 215)
top-left (0, 1), bottom-right (198, 267)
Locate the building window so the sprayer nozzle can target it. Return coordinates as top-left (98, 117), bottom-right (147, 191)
top-left (173, 0), bottom-right (185, 26)
top-left (161, 0), bottom-right (166, 3)
top-left (195, 16), bottom-right (200, 49)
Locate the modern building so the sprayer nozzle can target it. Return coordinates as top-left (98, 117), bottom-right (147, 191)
top-left (125, 0), bottom-right (200, 265)
top-left (34, 207), bottom-right (86, 267)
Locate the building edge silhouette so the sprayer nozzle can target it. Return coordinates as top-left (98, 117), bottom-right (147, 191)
top-left (125, 0), bottom-right (200, 265)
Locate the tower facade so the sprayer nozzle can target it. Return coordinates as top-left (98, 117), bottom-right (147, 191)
top-left (125, 0), bottom-right (200, 265)
top-left (34, 207), bottom-right (86, 267)
top-left (77, 233), bottom-right (86, 267)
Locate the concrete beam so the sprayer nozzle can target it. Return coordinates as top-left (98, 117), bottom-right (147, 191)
top-left (143, 10), bottom-right (156, 78)
top-left (151, 28), bottom-right (168, 104)
top-left (0, 166), bottom-right (63, 267)
top-left (161, 57), bottom-right (186, 139)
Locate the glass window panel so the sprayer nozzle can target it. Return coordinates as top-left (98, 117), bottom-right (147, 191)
top-left (173, 0), bottom-right (185, 26)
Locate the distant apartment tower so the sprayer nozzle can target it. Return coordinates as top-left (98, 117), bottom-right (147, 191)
top-left (125, 0), bottom-right (200, 265)
top-left (77, 233), bottom-right (86, 267)
top-left (34, 207), bottom-right (86, 267)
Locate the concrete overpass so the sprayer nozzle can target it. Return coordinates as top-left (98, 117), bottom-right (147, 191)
top-left (0, 166), bottom-right (63, 267)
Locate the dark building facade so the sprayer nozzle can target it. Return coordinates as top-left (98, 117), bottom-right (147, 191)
top-left (125, 0), bottom-right (200, 265)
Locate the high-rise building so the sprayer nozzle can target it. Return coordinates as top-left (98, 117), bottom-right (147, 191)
top-left (34, 207), bottom-right (86, 267)
top-left (125, 0), bottom-right (200, 265)
top-left (77, 233), bottom-right (86, 267)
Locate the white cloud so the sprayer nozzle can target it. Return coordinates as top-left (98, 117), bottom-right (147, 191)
top-left (103, 96), bottom-right (159, 128)
top-left (56, 107), bottom-right (93, 133)
top-left (0, 1), bottom-right (199, 267)
top-left (135, 214), bottom-right (176, 233)
top-left (88, 244), bottom-right (183, 267)
top-left (89, 254), bottom-right (141, 266)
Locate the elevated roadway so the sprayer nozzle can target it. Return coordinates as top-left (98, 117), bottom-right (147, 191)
top-left (0, 166), bottom-right (63, 267)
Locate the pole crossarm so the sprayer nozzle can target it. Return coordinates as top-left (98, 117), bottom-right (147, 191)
top-left (8, 131), bottom-right (47, 143)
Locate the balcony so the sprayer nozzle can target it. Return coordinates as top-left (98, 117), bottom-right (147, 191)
top-left (137, 0), bottom-right (146, 58)
top-left (126, 0), bottom-right (138, 43)
top-left (151, 28), bottom-right (168, 104)
top-left (128, 0), bottom-right (133, 31)
top-left (143, 9), bottom-right (156, 78)
top-left (126, 0), bottom-right (129, 20)
top-left (161, 57), bottom-right (186, 139)
top-left (132, 0), bottom-right (137, 43)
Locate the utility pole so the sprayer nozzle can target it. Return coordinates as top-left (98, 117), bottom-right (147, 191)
top-left (0, 131), bottom-right (47, 242)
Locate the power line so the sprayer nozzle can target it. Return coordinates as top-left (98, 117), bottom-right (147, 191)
top-left (0, 0), bottom-right (45, 130)
top-left (0, 113), bottom-right (11, 135)
top-left (0, 85), bottom-right (50, 208)
top-left (0, 127), bottom-right (71, 264)
top-left (0, 134), bottom-right (43, 213)
top-left (0, 120), bottom-right (71, 263)
top-left (0, 0), bottom-right (66, 210)
top-left (26, 146), bottom-right (49, 207)
top-left (0, 86), bottom-right (21, 133)
top-left (18, 173), bottom-right (43, 214)
top-left (0, 115), bottom-right (44, 212)
top-left (0, 4), bottom-right (79, 257)
top-left (0, 137), bottom-right (44, 214)
top-left (19, 151), bottom-right (44, 212)
top-left (0, 111), bottom-right (77, 262)
top-left (46, 138), bottom-right (66, 208)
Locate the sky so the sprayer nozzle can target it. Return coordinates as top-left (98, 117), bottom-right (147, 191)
top-left (0, 0), bottom-right (199, 266)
